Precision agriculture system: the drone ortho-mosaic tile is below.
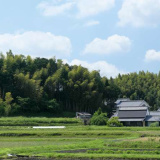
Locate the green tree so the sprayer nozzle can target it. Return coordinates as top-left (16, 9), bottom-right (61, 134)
top-left (90, 108), bottom-right (108, 125)
top-left (107, 117), bottom-right (123, 127)
top-left (4, 92), bottom-right (13, 116)
top-left (0, 98), bottom-right (5, 115)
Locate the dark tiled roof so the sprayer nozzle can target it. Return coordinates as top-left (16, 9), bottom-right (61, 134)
top-left (117, 100), bottom-right (148, 107)
top-left (118, 110), bottom-right (147, 118)
top-left (145, 115), bottom-right (160, 122)
top-left (115, 98), bottom-right (130, 104)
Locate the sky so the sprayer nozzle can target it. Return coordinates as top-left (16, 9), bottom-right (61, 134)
top-left (0, 0), bottom-right (160, 78)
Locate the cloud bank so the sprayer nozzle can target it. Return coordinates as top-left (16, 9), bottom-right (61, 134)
top-left (37, 1), bottom-right (74, 16)
top-left (0, 31), bottom-right (72, 58)
top-left (76, 0), bottom-right (115, 18)
top-left (145, 50), bottom-right (160, 62)
top-left (37, 0), bottom-right (115, 18)
top-left (118, 0), bottom-right (160, 27)
top-left (83, 34), bottom-right (131, 55)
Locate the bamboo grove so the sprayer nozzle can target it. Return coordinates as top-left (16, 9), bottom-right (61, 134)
top-left (0, 50), bottom-right (159, 116)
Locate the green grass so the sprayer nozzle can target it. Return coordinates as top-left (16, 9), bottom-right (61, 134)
top-left (0, 117), bottom-right (82, 126)
top-left (0, 117), bottom-right (160, 159)
top-left (0, 126), bottom-right (137, 138)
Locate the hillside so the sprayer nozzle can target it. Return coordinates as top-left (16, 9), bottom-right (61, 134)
top-left (0, 51), bottom-right (159, 116)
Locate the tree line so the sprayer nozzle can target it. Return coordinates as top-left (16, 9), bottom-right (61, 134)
top-left (0, 51), bottom-right (159, 116)
top-left (0, 51), bottom-right (119, 116)
top-left (114, 72), bottom-right (160, 111)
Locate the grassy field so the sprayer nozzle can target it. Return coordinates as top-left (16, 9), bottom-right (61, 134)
top-left (0, 117), bottom-right (160, 159)
top-left (0, 117), bottom-right (81, 126)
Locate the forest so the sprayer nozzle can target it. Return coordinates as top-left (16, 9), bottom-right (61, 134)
top-left (0, 50), bottom-right (159, 116)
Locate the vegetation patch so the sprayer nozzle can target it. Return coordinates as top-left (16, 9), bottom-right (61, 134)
top-left (0, 118), bottom-right (159, 159)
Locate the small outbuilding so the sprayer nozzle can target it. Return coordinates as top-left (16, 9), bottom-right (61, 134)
top-left (76, 112), bottom-right (92, 119)
top-left (76, 112), bottom-right (92, 125)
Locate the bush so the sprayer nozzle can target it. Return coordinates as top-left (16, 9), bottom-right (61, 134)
top-left (149, 122), bottom-right (159, 127)
top-left (90, 108), bottom-right (107, 125)
top-left (107, 117), bottom-right (123, 127)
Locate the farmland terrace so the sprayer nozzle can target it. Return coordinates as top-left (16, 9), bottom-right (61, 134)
top-left (0, 117), bottom-right (160, 160)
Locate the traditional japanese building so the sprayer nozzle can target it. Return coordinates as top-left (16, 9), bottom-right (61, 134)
top-left (112, 98), bottom-right (160, 126)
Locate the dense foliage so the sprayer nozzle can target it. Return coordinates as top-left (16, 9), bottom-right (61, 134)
top-left (90, 108), bottom-right (108, 125)
top-left (114, 72), bottom-right (160, 111)
top-left (0, 51), bottom-right (119, 116)
top-left (0, 51), bottom-right (160, 116)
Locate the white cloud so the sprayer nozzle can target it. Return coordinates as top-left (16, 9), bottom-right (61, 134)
top-left (76, 0), bottom-right (115, 18)
top-left (83, 34), bottom-right (131, 55)
top-left (145, 50), bottom-right (160, 62)
top-left (0, 31), bottom-right (72, 58)
top-left (84, 20), bottom-right (100, 27)
top-left (63, 59), bottom-right (126, 78)
top-left (118, 0), bottom-right (160, 27)
top-left (37, 1), bottom-right (74, 16)
top-left (37, 0), bottom-right (115, 18)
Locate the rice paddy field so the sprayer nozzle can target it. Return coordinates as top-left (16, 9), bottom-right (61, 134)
top-left (0, 117), bottom-right (160, 159)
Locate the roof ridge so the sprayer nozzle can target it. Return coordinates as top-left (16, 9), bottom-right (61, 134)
top-left (119, 106), bottom-right (147, 107)
top-left (122, 100), bottom-right (144, 102)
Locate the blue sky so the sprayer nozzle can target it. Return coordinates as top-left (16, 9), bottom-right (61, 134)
top-left (0, 0), bottom-right (160, 77)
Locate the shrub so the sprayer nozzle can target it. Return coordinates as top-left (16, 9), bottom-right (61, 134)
top-left (149, 122), bottom-right (159, 127)
top-left (107, 117), bottom-right (123, 127)
top-left (90, 108), bottom-right (107, 125)
top-left (4, 92), bottom-right (13, 116)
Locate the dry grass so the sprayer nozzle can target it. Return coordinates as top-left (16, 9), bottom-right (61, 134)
top-left (128, 137), bottom-right (160, 142)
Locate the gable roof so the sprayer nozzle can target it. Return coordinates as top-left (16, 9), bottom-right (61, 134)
top-left (117, 100), bottom-right (149, 107)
